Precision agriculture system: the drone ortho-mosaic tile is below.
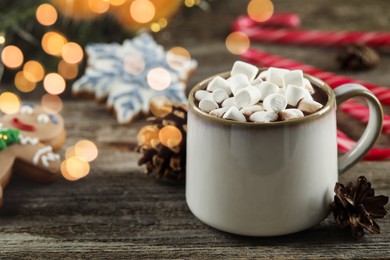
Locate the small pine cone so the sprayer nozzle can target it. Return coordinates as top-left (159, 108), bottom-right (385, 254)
top-left (336, 44), bottom-right (380, 71)
top-left (136, 97), bottom-right (187, 181)
top-left (329, 176), bottom-right (388, 239)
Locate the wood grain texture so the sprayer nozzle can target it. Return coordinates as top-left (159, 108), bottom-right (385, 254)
top-left (1, 0), bottom-right (390, 258)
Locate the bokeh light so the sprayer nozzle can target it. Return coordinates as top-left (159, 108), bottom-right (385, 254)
top-left (158, 125), bottom-right (182, 148)
top-left (150, 96), bottom-right (172, 118)
top-left (65, 146), bottom-right (77, 159)
top-left (23, 60), bottom-right (45, 83)
top-left (247, 0), bottom-right (274, 22)
top-left (42, 31), bottom-right (67, 56)
top-left (130, 0), bottom-right (156, 24)
top-left (167, 46), bottom-right (191, 71)
top-left (226, 31), bottom-right (250, 55)
top-left (14, 71), bottom-right (36, 93)
top-left (88, 0), bottom-right (110, 14)
top-left (0, 92), bottom-right (21, 114)
top-left (147, 67), bottom-right (171, 90)
top-left (41, 94), bottom-right (63, 114)
top-left (36, 3), bottom-right (58, 26)
top-left (61, 156), bottom-right (90, 181)
top-left (110, 0), bottom-right (126, 6)
top-left (43, 73), bottom-right (66, 95)
top-left (1, 45), bottom-right (24, 69)
top-left (61, 42), bottom-right (84, 64)
top-left (0, 35), bottom-right (5, 44)
top-left (184, 0), bottom-right (201, 7)
top-left (75, 140), bottom-right (98, 162)
top-left (137, 125), bottom-right (160, 147)
top-left (58, 60), bottom-right (79, 80)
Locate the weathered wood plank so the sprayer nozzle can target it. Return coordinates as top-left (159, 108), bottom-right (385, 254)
top-left (1, 0), bottom-right (390, 258)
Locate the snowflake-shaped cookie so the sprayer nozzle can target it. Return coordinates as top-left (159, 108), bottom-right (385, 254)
top-left (73, 33), bottom-right (197, 124)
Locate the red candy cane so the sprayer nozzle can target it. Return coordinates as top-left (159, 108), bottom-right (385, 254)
top-left (337, 130), bottom-right (390, 161)
top-left (241, 48), bottom-right (390, 105)
top-left (232, 13), bottom-right (301, 32)
top-left (239, 27), bottom-right (390, 48)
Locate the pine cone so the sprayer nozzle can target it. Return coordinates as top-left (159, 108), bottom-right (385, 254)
top-left (329, 176), bottom-right (389, 239)
top-left (136, 97), bottom-right (187, 181)
top-left (336, 44), bottom-right (380, 71)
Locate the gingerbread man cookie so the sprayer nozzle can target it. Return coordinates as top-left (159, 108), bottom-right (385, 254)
top-left (0, 104), bottom-right (66, 207)
top-left (1, 104), bottom-right (66, 151)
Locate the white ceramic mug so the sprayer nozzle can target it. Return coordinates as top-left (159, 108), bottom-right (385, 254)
top-left (186, 71), bottom-right (383, 236)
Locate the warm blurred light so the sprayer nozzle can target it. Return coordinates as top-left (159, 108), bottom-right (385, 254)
top-left (0, 35), bottom-right (5, 44)
top-left (1, 45), bottom-right (24, 69)
top-left (130, 0), bottom-right (156, 24)
top-left (123, 55), bottom-right (145, 75)
top-left (43, 73), bottom-right (66, 95)
top-left (150, 23), bottom-right (161, 32)
top-left (58, 60), bottom-right (79, 80)
top-left (23, 60), bottom-right (45, 83)
top-left (61, 161), bottom-right (79, 181)
top-left (147, 67), bottom-right (171, 90)
top-left (247, 0), bottom-right (274, 22)
top-left (42, 31), bottom-right (67, 56)
top-left (0, 92), bottom-right (21, 114)
top-left (65, 146), bottom-right (77, 159)
top-left (14, 71), bottom-right (36, 93)
top-left (88, 0), bottom-right (110, 14)
top-left (158, 18), bottom-right (168, 28)
top-left (61, 156), bottom-right (90, 180)
top-left (75, 140), bottom-right (98, 162)
top-left (137, 125), bottom-right (160, 147)
top-left (36, 3), bottom-right (58, 26)
top-left (159, 125), bottom-right (182, 148)
top-left (167, 46), bottom-right (191, 71)
top-left (41, 94), bottom-right (63, 114)
top-left (184, 0), bottom-right (196, 7)
top-left (226, 31), bottom-right (250, 55)
top-left (61, 42), bottom-right (84, 64)
top-left (150, 96), bottom-right (172, 117)
top-left (110, 0), bottom-right (126, 6)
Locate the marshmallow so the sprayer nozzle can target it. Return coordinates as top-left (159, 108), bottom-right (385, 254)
top-left (234, 86), bottom-right (261, 107)
top-left (231, 61), bottom-right (258, 81)
top-left (207, 76), bottom-right (232, 95)
top-left (212, 88), bottom-right (229, 103)
top-left (240, 105), bottom-right (264, 116)
top-left (222, 97), bottom-right (237, 108)
top-left (254, 81), bottom-right (280, 100)
top-left (195, 90), bottom-right (212, 101)
top-left (249, 111), bottom-right (278, 123)
top-left (279, 109), bottom-right (304, 121)
top-left (223, 106), bottom-right (246, 122)
top-left (266, 67), bottom-right (289, 87)
top-left (258, 70), bottom-right (268, 80)
top-left (303, 78), bottom-right (315, 94)
top-left (251, 76), bottom-right (263, 85)
top-left (298, 99), bottom-right (323, 114)
top-left (263, 93), bottom-right (287, 112)
top-left (283, 70), bottom-right (304, 89)
top-left (285, 84), bottom-right (308, 107)
top-left (199, 99), bottom-right (219, 113)
top-left (227, 74), bottom-right (250, 95)
top-left (209, 107), bottom-right (229, 118)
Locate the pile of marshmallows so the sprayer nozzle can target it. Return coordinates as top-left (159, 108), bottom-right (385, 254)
top-left (194, 61), bottom-right (324, 123)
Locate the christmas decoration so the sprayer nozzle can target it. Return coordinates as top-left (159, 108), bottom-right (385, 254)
top-left (0, 129), bottom-right (20, 150)
top-left (336, 44), bottom-right (380, 70)
top-left (73, 33), bottom-right (197, 124)
top-left (329, 176), bottom-right (388, 239)
top-left (137, 96), bottom-right (187, 180)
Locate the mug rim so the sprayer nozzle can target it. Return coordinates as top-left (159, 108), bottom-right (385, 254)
top-left (188, 68), bottom-right (335, 128)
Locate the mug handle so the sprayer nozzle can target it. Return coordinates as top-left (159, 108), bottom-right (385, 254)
top-left (334, 83), bottom-right (383, 174)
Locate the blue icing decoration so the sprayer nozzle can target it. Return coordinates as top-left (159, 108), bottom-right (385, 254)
top-left (49, 114), bottom-right (59, 125)
top-left (72, 33), bottom-right (197, 124)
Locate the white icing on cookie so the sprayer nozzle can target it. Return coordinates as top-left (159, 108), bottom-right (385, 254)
top-left (37, 114), bottom-right (50, 124)
top-left (20, 105), bottom-right (34, 115)
top-left (33, 146), bottom-right (53, 166)
top-left (19, 134), bottom-right (39, 145)
top-left (41, 153), bottom-right (60, 168)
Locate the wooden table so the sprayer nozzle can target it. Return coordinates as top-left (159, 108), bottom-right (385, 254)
top-left (1, 0), bottom-right (390, 258)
